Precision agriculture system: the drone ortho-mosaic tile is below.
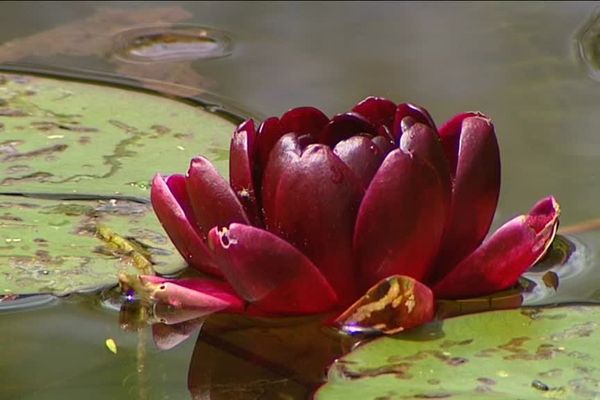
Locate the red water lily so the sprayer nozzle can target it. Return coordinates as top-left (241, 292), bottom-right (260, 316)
top-left (137, 97), bottom-right (559, 331)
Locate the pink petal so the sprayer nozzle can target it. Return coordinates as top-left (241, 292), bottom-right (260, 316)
top-left (431, 115), bottom-right (501, 281)
top-left (150, 174), bottom-right (220, 276)
top-left (186, 156), bottom-right (250, 238)
top-left (354, 149), bottom-right (447, 288)
top-left (255, 116), bottom-right (283, 173)
top-left (433, 196), bottom-right (560, 299)
top-left (207, 223), bottom-right (338, 315)
top-left (267, 144), bottom-right (364, 305)
top-left (317, 113), bottom-right (377, 147)
top-left (120, 274), bottom-right (245, 314)
top-left (279, 106), bottom-right (329, 136)
top-left (333, 136), bottom-right (386, 189)
top-left (392, 103), bottom-right (437, 142)
top-left (230, 120), bottom-right (261, 225)
top-left (261, 133), bottom-right (302, 228)
top-left (351, 96), bottom-right (396, 129)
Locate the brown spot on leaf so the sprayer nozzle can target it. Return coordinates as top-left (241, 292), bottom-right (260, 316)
top-left (0, 108), bottom-right (28, 117)
top-left (539, 368), bottom-right (563, 378)
top-left (0, 213), bottom-right (23, 222)
top-left (504, 343), bottom-right (558, 361)
top-left (150, 124), bottom-right (171, 134)
top-left (477, 377), bottom-right (496, 385)
top-left (2, 144), bottom-right (67, 161)
top-left (439, 339), bottom-right (474, 349)
top-left (498, 336), bottom-right (530, 353)
top-left (1, 172), bottom-right (54, 185)
top-left (474, 348), bottom-right (500, 358)
top-left (414, 393), bottom-right (452, 399)
top-left (335, 362), bottom-right (412, 380)
top-left (551, 322), bottom-right (597, 340)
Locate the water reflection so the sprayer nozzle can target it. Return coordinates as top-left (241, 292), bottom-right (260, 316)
top-left (119, 298), bottom-right (355, 399)
top-left (576, 8), bottom-right (600, 81)
top-left (112, 25), bottom-right (233, 63)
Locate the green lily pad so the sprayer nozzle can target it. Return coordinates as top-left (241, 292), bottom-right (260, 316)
top-left (0, 72), bottom-right (234, 197)
top-left (0, 71), bottom-right (238, 295)
top-left (0, 196), bottom-right (186, 295)
top-left (317, 305), bottom-right (600, 399)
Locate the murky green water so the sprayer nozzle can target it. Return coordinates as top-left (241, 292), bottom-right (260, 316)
top-left (2, 2), bottom-right (600, 399)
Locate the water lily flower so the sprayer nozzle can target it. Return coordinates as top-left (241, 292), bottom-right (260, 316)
top-left (140, 96), bottom-right (559, 332)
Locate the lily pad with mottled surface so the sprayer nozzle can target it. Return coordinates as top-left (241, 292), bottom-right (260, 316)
top-left (0, 72), bottom-right (238, 295)
top-left (316, 305), bottom-right (600, 399)
top-left (0, 72), bottom-right (233, 197)
top-left (0, 196), bottom-right (186, 295)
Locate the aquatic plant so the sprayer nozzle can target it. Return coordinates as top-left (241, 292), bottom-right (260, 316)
top-left (123, 97), bottom-right (559, 333)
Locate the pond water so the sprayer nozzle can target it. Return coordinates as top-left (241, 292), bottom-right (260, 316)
top-left (2, 2), bottom-right (600, 399)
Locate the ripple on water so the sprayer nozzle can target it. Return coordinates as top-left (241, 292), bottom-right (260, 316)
top-left (0, 294), bottom-right (57, 311)
top-left (112, 24), bottom-right (233, 63)
top-left (576, 9), bottom-right (600, 82)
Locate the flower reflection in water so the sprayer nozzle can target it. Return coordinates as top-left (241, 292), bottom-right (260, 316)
top-left (119, 298), bottom-right (359, 399)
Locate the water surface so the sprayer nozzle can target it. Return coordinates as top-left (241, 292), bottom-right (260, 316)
top-left (1, 2), bottom-right (600, 399)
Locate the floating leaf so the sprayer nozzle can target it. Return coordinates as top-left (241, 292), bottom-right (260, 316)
top-left (0, 72), bottom-right (238, 295)
top-left (0, 72), bottom-right (234, 197)
top-left (0, 196), bottom-right (183, 295)
top-left (317, 305), bottom-right (600, 399)
top-left (105, 338), bottom-right (118, 354)
top-left (335, 275), bottom-right (434, 335)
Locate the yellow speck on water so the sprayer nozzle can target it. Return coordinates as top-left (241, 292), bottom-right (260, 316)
top-left (105, 338), bottom-right (118, 354)
top-left (497, 370), bottom-right (509, 378)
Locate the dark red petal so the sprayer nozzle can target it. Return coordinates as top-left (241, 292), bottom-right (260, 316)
top-left (207, 224), bottom-right (338, 315)
top-left (433, 197), bottom-right (560, 299)
top-left (437, 111), bottom-right (485, 172)
top-left (186, 157), bottom-right (250, 238)
top-left (351, 96), bottom-right (396, 130)
top-left (333, 135), bottom-right (385, 189)
top-left (317, 112), bottom-right (377, 147)
top-left (256, 116), bottom-right (282, 173)
top-left (152, 320), bottom-right (204, 350)
top-left (399, 122), bottom-right (452, 204)
top-left (261, 133), bottom-right (302, 227)
top-left (150, 174), bottom-right (220, 276)
top-left (354, 149), bottom-right (446, 288)
top-left (279, 106), bottom-right (329, 136)
top-left (392, 103), bottom-right (437, 142)
top-left (269, 144), bottom-right (363, 305)
top-left (335, 275), bottom-right (434, 335)
top-left (230, 120), bottom-right (260, 225)
top-left (372, 135), bottom-right (396, 156)
top-left (431, 115), bottom-right (501, 281)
